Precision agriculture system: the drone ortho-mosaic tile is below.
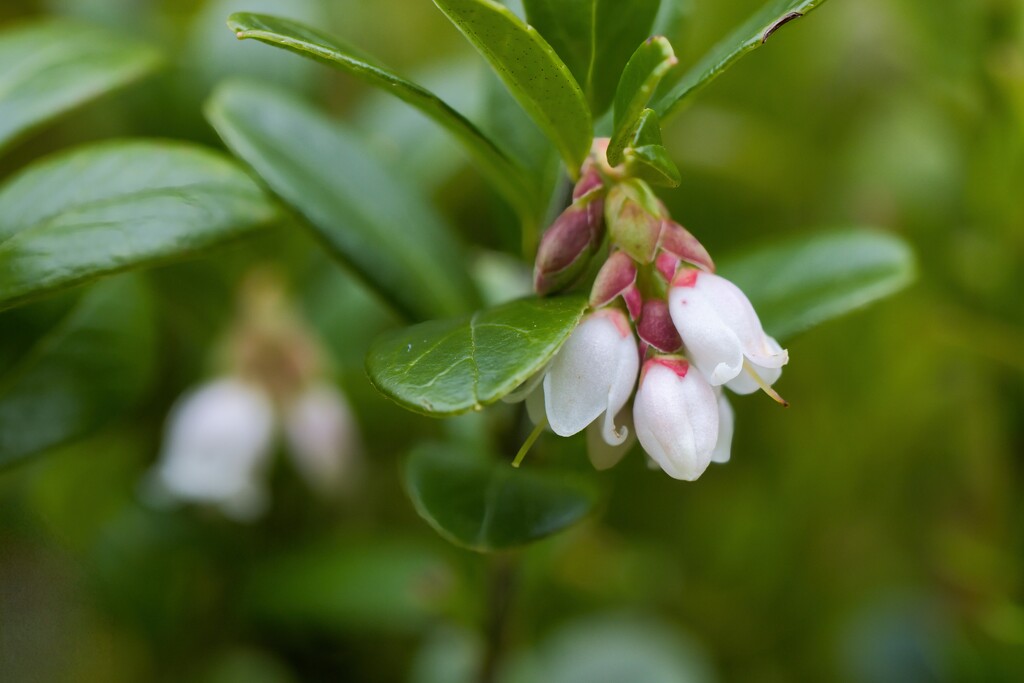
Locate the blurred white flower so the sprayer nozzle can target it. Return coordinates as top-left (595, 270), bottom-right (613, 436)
top-left (283, 382), bottom-right (359, 495)
top-left (149, 378), bottom-right (275, 521)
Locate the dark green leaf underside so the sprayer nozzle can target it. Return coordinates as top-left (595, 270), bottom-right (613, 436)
top-left (0, 276), bottom-right (156, 467)
top-left (404, 444), bottom-right (599, 551)
top-left (205, 80), bottom-right (479, 322)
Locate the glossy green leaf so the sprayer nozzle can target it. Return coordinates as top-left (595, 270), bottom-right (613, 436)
top-left (0, 141), bottom-right (280, 311)
top-left (226, 13), bottom-right (538, 218)
top-left (656, 0), bottom-right (832, 120)
top-left (0, 19), bottom-right (162, 156)
top-left (719, 229), bottom-right (916, 341)
top-left (404, 444), bottom-right (600, 552)
top-left (0, 276), bottom-right (156, 467)
top-left (522, 0), bottom-right (661, 116)
top-left (433, 0), bottom-right (592, 174)
top-left (367, 296), bottom-right (588, 416)
top-left (205, 80), bottom-right (478, 321)
top-left (607, 37), bottom-right (677, 167)
top-left (244, 538), bottom-right (453, 634)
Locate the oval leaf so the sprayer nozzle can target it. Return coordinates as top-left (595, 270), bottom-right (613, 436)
top-left (205, 80), bottom-right (479, 322)
top-left (404, 444), bottom-right (599, 552)
top-left (0, 19), bottom-right (162, 155)
top-left (607, 36), bottom-right (677, 167)
top-left (655, 0), bottom-right (832, 120)
top-left (522, 0), bottom-right (661, 117)
top-left (624, 144), bottom-right (681, 188)
top-left (718, 229), bottom-right (916, 341)
top-left (0, 276), bottom-right (156, 468)
top-left (367, 296), bottom-right (588, 416)
top-left (0, 140), bottom-right (280, 311)
top-left (226, 12), bottom-right (538, 218)
top-left (433, 0), bottom-right (592, 175)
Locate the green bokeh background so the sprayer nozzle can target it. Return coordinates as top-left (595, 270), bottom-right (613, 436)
top-left (1, 0), bottom-right (1022, 681)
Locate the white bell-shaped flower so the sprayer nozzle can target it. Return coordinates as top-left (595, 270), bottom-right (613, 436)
top-left (668, 269), bottom-right (788, 396)
top-left (543, 308), bottom-right (639, 445)
top-left (283, 382), bottom-right (359, 495)
top-left (585, 409), bottom-right (636, 470)
top-left (151, 378), bottom-right (276, 520)
top-left (633, 357), bottom-right (719, 481)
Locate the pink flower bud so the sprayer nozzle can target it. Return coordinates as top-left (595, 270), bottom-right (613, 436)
top-left (633, 357), bottom-right (719, 481)
top-left (543, 309), bottom-right (639, 445)
top-left (605, 179), bottom-right (664, 264)
top-left (589, 250), bottom-right (637, 309)
top-left (534, 191), bottom-right (605, 295)
top-left (668, 269), bottom-right (788, 394)
top-left (637, 299), bottom-right (683, 353)
top-left (658, 219), bottom-right (714, 272)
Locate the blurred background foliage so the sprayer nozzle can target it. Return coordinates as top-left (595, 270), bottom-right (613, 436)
top-left (0, 0), bottom-right (1022, 681)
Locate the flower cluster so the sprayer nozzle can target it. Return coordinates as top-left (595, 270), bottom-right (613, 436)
top-left (529, 141), bottom-right (788, 481)
top-left (145, 271), bottom-right (359, 520)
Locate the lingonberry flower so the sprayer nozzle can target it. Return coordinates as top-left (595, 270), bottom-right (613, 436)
top-left (633, 357), bottom-right (720, 481)
top-left (543, 308), bottom-right (639, 447)
top-left (283, 382), bottom-right (360, 495)
top-left (668, 268), bottom-right (789, 401)
top-left (150, 378), bottom-right (276, 520)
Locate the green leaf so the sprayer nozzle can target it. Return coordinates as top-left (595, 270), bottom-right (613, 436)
top-left (0, 276), bottom-right (157, 468)
top-left (624, 143), bottom-right (681, 187)
top-left (522, 0), bottom-right (661, 116)
top-left (404, 444), bottom-right (600, 552)
top-left (0, 19), bottom-right (162, 156)
top-left (244, 538), bottom-right (453, 635)
top-left (433, 0), bottom-right (593, 174)
top-left (607, 37), bottom-right (677, 167)
top-left (719, 229), bottom-right (916, 341)
top-left (226, 12), bottom-right (539, 219)
top-left (205, 80), bottom-right (479, 322)
top-left (655, 0), bottom-right (832, 120)
top-left (0, 140), bottom-right (280, 312)
top-left (367, 296), bottom-right (588, 416)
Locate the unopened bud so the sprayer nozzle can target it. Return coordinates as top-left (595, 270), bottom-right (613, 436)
top-left (637, 299), bottom-right (683, 353)
top-left (534, 190), bottom-right (605, 295)
top-left (606, 179), bottom-right (664, 263)
top-left (658, 219), bottom-right (714, 272)
top-left (589, 250), bottom-right (637, 309)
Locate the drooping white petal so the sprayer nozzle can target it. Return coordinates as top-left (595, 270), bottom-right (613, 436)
top-left (670, 271), bottom-right (788, 390)
top-left (152, 378), bottom-right (276, 521)
top-left (586, 410), bottom-right (636, 471)
top-left (633, 359), bottom-right (719, 481)
top-left (711, 390), bottom-right (734, 464)
top-left (668, 285), bottom-right (745, 385)
top-left (284, 382), bottom-right (359, 495)
top-left (543, 310), bottom-right (638, 438)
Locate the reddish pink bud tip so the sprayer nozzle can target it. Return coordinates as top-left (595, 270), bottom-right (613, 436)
top-left (643, 356), bottom-right (690, 380)
top-left (658, 220), bottom-right (715, 272)
top-left (655, 253), bottom-right (679, 282)
top-left (589, 250), bottom-right (638, 308)
top-left (671, 268), bottom-right (700, 289)
top-left (623, 284), bottom-right (643, 320)
top-left (637, 299), bottom-right (683, 353)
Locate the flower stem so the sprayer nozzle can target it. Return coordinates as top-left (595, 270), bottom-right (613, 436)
top-left (512, 418), bottom-right (547, 468)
